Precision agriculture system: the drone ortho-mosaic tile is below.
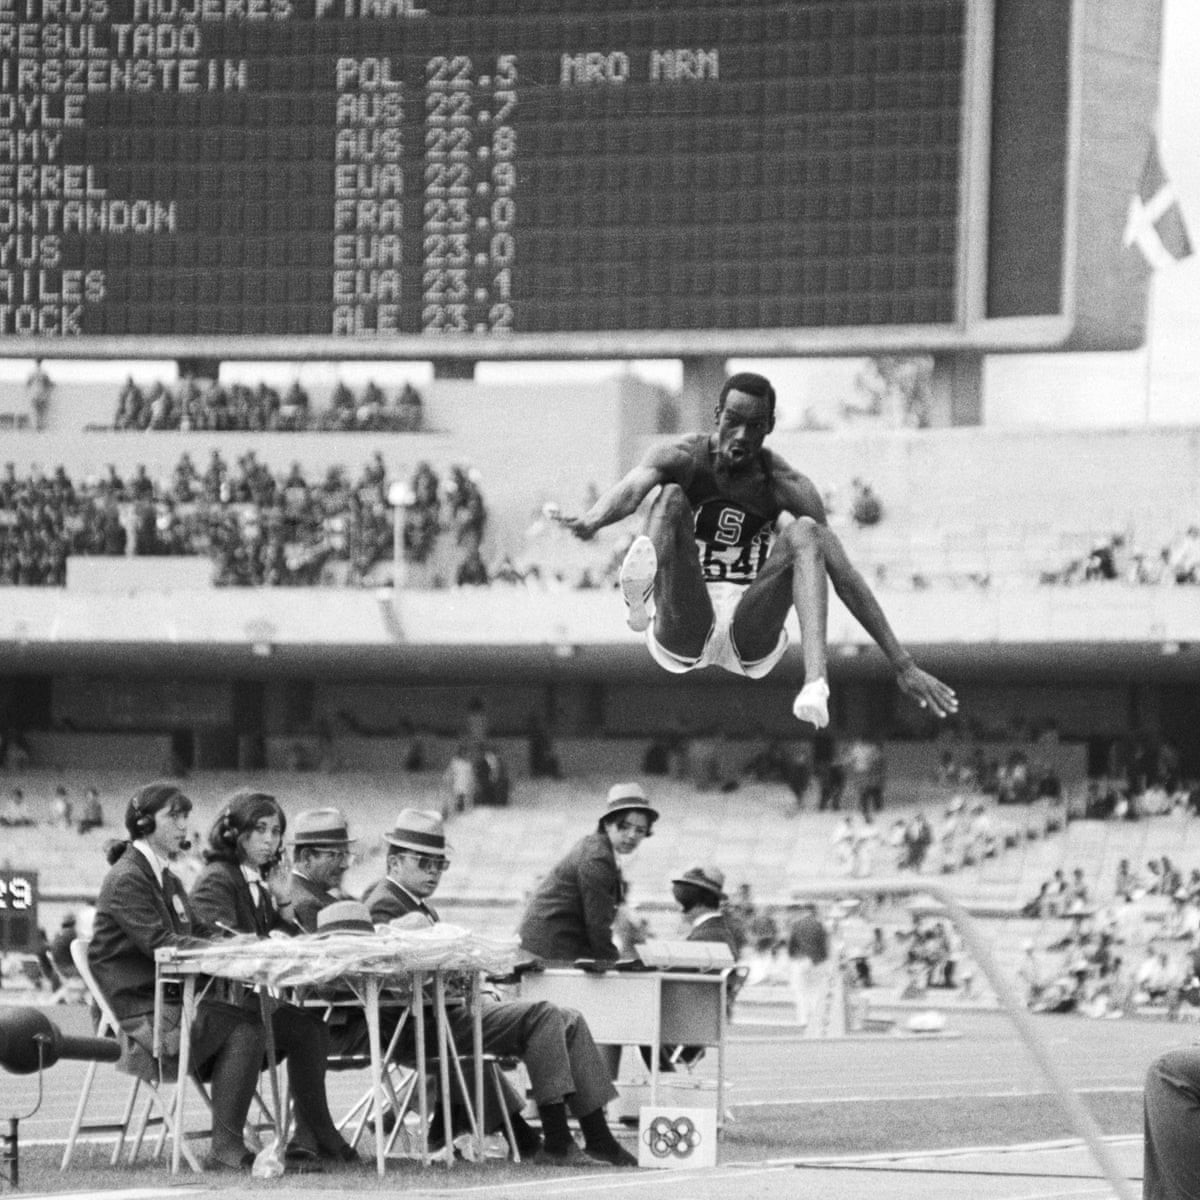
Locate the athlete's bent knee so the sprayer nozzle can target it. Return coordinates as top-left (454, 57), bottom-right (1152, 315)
top-left (783, 515), bottom-right (825, 555)
top-left (650, 483), bottom-right (691, 522)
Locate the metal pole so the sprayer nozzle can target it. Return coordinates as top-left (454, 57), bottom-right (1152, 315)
top-left (3, 1116), bottom-right (17, 1190)
top-left (786, 877), bottom-right (1139, 1200)
top-left (391, 502), bottom-right (406, 590)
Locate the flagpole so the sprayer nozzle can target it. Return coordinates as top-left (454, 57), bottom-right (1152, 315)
top-left (1143, 103), bottom-right (1160, 427)
top-left (1143, 271), bottom-right (1154, 425)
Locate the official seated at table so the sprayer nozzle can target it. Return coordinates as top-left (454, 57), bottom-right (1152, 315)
top-left (671, 866), bottom-right (740, 956)
top-left (287, 807), bottom-right (358, 933)
top-left (284, 807), bottom-right (386, 1066)
top-left (363, 808), bottom-right (637, 1167)
top-left (87, 781), bottom-right (267, 1173)
top-left (286, 803), bottom-right (530, 1158)
top-left (187, 789), bottom-right (360, 1169)
top-left (661, 864), bottom-right (742, 1067)
top-left (517, 783), bottom-right (659, 964)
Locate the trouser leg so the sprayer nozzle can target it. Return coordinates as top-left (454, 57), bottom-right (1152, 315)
top-left (1145, 1049), bottom-right (1200, 1200)
top-left (193, 1001), bottom-right (266, 1163)
top-left (473, 1000), bottom-right (617, 1117)
top-left (270, 1002), bottom-right (341, 1153)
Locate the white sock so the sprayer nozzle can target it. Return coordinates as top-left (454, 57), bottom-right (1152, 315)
top-left (792, 678), bottom-right (830, 729)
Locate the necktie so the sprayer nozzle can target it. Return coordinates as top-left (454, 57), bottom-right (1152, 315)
top-left (255, 884), bottom-right (272, 932)
top-left (161, 868), bottom-right (185, 932)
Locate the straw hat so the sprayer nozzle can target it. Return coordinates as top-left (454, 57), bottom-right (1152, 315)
top-left (383, 808), bottom-right (450, 858)
top-left (315, 900), bottom-right (375, 935)
top-left (601, 782), bottom-right (659, 823)
top-left (290, 807), bottom-right (356, 847)
top-left (670, 865), bottom-right (727, 900)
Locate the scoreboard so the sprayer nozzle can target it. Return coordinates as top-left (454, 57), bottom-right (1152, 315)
top-left (0, 0), bottom-right (1163, 358)
top-left (0, 868), bottom-right (37, 953)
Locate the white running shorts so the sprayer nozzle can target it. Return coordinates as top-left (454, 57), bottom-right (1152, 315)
top-left (645, 581), bottom-right (789, 679)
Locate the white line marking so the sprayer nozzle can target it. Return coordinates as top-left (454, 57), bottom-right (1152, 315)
top-left (19, 1190), bottom-right (206, 1200)
top-left (397, 1166), bottom-right (794, 1196)
top-left (731, 1085), bottom-right (1144, 1108)
top-left (765, 1133), bottom-right (1141, 1165)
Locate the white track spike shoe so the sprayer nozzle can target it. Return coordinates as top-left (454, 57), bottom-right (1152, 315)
top-left (619, 535), bottom-right (658, 633)
top-left (792, 678), bottom-right (830, 729)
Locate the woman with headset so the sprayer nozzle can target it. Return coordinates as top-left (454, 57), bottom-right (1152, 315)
top-left (189, 789), bottom-right (359, 1170)
top-left (88, 781), bottom-right (267, 1172)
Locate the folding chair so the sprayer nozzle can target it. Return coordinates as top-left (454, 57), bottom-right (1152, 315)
top-left (64, 939), bottom-right (276, 1171)
top-left (61, 938), bottom-right (206, 1172)
top-left (724, 964), bottom-right (751, 1020)
top-left (341, 1054), bottom-right (520, 1162)
top-left (332, 999), bottom-right (522, 1162)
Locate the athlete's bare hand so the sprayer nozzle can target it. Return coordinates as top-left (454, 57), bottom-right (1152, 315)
top-left (896, 663), bottom-right (958, 718)
top-left (550, 509), bottom-right (598, 541)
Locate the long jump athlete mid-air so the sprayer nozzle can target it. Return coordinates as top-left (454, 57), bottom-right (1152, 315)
top-left (553, 371), bottom-right (958, 730)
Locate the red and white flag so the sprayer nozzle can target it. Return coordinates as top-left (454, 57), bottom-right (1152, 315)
top-left (1123, 136), bottom-right (1193, 268)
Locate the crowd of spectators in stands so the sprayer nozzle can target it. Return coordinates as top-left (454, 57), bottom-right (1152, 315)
top-left (882, 789), bottom-right (1055, 878)
top-left (2, 783), bottom-right (105, 833)
top-left (1013, 854), bottom-right (1200, 1019)
top-left (112, 375), bottom-right (425, 434)
top-left (1042, 525), bottom-right (1200, 586)
top-left (730, 885), bottom-right (974, 1017)
top-left (0, 453), bottom-right (486, 588)
top-left (899, 914), bottom-right (968, 993)
top-left (1075, 736), bottom-right (1199, 822)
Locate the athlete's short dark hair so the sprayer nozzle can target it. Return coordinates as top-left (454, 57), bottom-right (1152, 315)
top-left (716, 372), bottom-right (776, 426)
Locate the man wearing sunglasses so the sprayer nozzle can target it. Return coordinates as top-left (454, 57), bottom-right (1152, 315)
top-left (363, 808), bottom-right (636, 1168)
top-left (518, 783), bottom-right (657, 965)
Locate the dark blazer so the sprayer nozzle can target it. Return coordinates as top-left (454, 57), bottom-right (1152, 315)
top-left (189, 858), bottom-right (297, 938)
top-left (687, 910), bottom-right (740, 958)
top-left (362, 877), bottom-right (438, 925)
top-left (517, 832), bottom-right (622, 962)
top-left (88, 846), bottom-right (204, 1022)
top-left (289, 870), bottom-right (337, 934)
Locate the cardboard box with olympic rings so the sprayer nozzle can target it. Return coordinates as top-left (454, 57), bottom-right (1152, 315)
top-left (636, 1106), bottom-right (718, 1169)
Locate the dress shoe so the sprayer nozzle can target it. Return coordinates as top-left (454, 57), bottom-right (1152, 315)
top-left (201, 1150), bottom-right (254, 1173)
top-left (584, 1141), bottom-right (639, 1167)
top-left (532, 1142), bottom-right (607, 1168)
top-left (283, 1144), bottom-right (326, 1174)
top-left (319, 1142), bottom-right (363, 1165)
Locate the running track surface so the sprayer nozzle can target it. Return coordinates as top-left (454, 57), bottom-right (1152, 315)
top-left (6, 1001), bottom-right (1181, 1199)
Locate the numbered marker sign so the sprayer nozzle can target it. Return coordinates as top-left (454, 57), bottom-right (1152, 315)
top-left (0, 869), bottom-right (38, 954)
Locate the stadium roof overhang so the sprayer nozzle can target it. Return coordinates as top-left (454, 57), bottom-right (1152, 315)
top-left (1, 586), bottom-right (1198, 683)
top-left (2, 637), bottom-right (1199, 685)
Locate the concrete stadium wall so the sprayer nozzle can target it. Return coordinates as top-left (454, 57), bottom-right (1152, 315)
top-left (5, 584), bottom-right (1199, 657)
top-left (763, 425), bottom-right (1200, 549)
top-left (22, 731), bottom-right (175, 773)
top-left (23, 729), bottom-right (1087, 786)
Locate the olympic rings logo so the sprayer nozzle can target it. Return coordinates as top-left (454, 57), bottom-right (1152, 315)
top-left (642, 1114), bottom-right (703, 1159)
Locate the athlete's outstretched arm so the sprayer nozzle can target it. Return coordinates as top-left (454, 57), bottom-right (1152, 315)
top-left (772, 456), bottom-right (958, 718)
top-left (557, 443), bottom-right (692, 541)
top-left (821, 527), bottom-right (959, 718)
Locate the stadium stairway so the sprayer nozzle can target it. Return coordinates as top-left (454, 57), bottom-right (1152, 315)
top-left (9, 767), bottom-right (1200, 1018)
top-left (3, 767), bottom-right (1088, 908)
top-left (9, 765), bottom-right (1196, 918)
